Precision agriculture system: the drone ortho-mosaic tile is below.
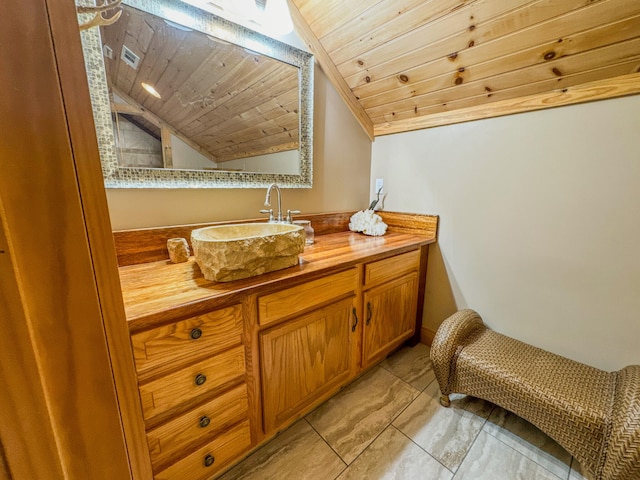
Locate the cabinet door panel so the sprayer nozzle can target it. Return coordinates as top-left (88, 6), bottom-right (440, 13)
top-left (363, 273), bottom-right (418, 368)
top-left (260, 297), bottom-right (357, 432)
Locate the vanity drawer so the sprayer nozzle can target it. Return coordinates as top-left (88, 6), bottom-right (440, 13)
top-left (139, 345), bottom-right (246, 424)
top-left (131, 304), bottom-right (243, 379)
top-left (258, 268), bottom-right (358, 327)
top-left (154, 419), bottom-right (251, 480)
top-left (147, 383), bottom-right (249, 471)
top-left (364, 250), bottom-right (420, 288)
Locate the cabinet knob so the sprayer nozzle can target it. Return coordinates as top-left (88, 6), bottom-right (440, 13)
top-left (190, 328), bottom-right (203, 340)
top-left (194, 373), bottom-right (207, 386)
top-left (199, 415), bottom-right (211, 428)
top-left (203, 454), bottom-right (215, 467)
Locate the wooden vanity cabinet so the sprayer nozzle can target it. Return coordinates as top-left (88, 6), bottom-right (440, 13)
top-left (258, 269), bottom-right (360, 433)
top-left (362, 251), bottom-right (420, 368)
top-left (129, 304), bottom-right (252, 480)
top-left (257, 249), bottom-right (422, 436)
top-left (121, 234), bottom-right (432, 477)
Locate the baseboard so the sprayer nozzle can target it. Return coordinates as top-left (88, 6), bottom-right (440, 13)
top-left (420, 327), bottom-right (436, 346)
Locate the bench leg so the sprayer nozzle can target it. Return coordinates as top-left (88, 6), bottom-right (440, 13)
top-left (439, 394), bottom-right (451, 407)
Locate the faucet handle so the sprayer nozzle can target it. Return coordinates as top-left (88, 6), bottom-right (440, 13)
top-left (286, 209), bottom-right (301, 223)
top-left (259, 209), bottom-right (274, 223)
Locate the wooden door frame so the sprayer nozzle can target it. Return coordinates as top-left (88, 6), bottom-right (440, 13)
top-left (0, 0), bottom-right (150, 477)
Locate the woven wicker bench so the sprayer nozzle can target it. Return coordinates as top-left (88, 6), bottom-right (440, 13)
top-left (430, 309), bottom-right (640, 480)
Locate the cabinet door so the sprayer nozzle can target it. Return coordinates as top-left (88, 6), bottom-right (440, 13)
top-left (260, 297), bottom-right (358, 433)
top-left (362, 273), bottom-right (418, 368)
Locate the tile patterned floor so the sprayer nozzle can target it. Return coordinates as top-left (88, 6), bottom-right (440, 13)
top-left (220, 344), bottom-right (592, 480)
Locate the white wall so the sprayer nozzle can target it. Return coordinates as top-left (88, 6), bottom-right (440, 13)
top-left (221, 149), bottom-right (299, 174)
top-left (171, 135), bottom-right (218, 170)
top-left (106, 66), bottom-right (372, 229)
top-left (371, 95), bottom-right (640, 371)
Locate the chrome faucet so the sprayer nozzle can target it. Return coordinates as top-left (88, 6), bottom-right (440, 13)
top-left (264, 183), bottom-right (283, 222)
top-left (261, 183), bottom-right (300, 223)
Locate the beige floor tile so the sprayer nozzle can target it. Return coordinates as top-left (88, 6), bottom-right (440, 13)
top-left (393, 381), bottom-right (494, 471)
top-left (306, 366), bottom-right (420, 464)
top-left (220, 345), bottom-right (587, 480)
top-left (483, 407), bottom-right (571, 479)
top-left (454, 430), bottom-right (564, 480)
top-left (218, 420), bottom-right (345, 480)
top-left (337, 426), bottom-right (453, 480)
top-left (379, 343), bottom-right (436, 391)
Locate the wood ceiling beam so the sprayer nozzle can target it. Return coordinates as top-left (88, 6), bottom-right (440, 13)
top-left (288, 0), bottom-right (375, 141)
top-left (374, 72), bottom-right (640, 136)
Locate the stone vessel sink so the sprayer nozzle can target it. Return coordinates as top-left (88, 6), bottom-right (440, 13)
top-left (191, 223), bottom-right (305, 282)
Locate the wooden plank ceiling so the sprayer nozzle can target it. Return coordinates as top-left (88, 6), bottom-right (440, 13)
top-left (289, 0), bottom-right (640, 138)
top-left (101, 5), bottom-right (299, 163)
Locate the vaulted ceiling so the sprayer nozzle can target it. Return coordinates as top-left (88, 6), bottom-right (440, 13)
top-left (289, 0), bottom-right (640, 140)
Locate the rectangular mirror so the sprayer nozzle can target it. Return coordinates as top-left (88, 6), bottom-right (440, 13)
top-left (80, 0), bottom-right (313, 188)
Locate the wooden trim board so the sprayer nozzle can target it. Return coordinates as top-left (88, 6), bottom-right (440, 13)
top-left (375, 73), bottom-right (640, 136)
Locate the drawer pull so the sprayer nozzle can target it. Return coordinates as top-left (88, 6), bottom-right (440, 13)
top-left (351, 307), bottom-right (358, 332)
top-left (203, 454), bottom-right (215, 467)
top-left (194, 373), bottom-right (207, 386)
top-left (190, 328), bottom-right (203, 340)
top-left (366, 302), bottom-right (373, 325)
top-left (199, 415), bottom-right (211, 428)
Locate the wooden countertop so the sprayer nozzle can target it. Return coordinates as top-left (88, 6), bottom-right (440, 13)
top-left (119, 230), bottom-right (435, 331)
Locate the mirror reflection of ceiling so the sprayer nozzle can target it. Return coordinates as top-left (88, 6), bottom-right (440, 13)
top-left (100, 4), bottom-right (300, 165)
